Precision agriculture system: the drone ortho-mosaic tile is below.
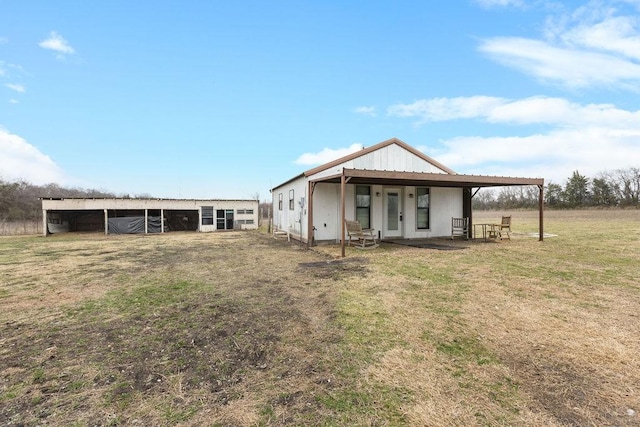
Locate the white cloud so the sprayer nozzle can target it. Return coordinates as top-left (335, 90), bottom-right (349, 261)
top-left (389, 95), bottom-right (640, 128)
top-left (294, 143), bottom-right (364, 166)
top-left (479, 37), bottom-right (640, 89)
top-left (0, 128), bottom-right (66, 184)
top-left (388, 95), bottom-right (640, 183)
top-left (474, 0), bottom-right (524, 8)
top-left (479, 1), bottom-right (640, 90)
top-left (354, 106), bottom-right (377, 117)
top-left (5, 83), bottom-right (25, 93)
top-left (39, 31), bottom-right (75, 57)
top-left (559, 15), bottom-right (640, 60)
top-left (9, 99), bottom-right (18, 104)
top-left (434, 127), bottom-right (640, 184)
top-left (0, 62), bottom-right (25, 79)
top-left (388, 96), bottom-right (507, 123)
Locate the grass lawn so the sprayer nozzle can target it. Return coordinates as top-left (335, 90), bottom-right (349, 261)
top-left (1, 209), bottom-right (638, 426)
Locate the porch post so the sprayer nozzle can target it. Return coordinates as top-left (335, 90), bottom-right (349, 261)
top-left (538, 183), bottom-right (544, 241)
top-left (104, 209), bottom-right (108, 235)
top-left (341, 172), bottom-right (346, 257)
top-left (463, 187), bottom-right (472, 238)
top-left (307, 181), bottom-right (315, 248)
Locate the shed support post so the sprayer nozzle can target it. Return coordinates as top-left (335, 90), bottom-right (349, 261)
top-left (42, 210), bottom-right (48, 237)
top-left (538, 184), bottom-right (544, 241)
top-left (104, 209), bottom-right (108, 235)
top-left (144, 209), bottom-right (148, 234)
top-left (161, 209), bottom-right (164, 233)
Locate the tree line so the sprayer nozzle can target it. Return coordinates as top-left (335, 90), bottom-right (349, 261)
top-left (1, 166), bottom-right (638, 224)
top-left (0, 179), bottom-right (137, 222)
top-left (473, 167), bottom-right (640, 210)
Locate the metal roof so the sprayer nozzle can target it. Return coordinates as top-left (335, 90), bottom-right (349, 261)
top-left (311, 168), bottom-right (544, 188)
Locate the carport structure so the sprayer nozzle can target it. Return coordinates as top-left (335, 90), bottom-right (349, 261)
top-left (41, 197), bottom-right (259, 236)
top-left (306, 169), bottom-right (544, 257)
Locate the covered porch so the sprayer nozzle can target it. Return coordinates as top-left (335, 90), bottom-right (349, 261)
top-left (306, 168), bottom-right (545, 257)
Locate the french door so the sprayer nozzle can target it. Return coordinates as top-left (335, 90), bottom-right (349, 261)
top-left (383, 188), bottom-right (402, 238)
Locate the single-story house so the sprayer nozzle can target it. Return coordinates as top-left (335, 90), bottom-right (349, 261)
top-left (40, 197), bottom-right (259, 236)
top-left (271, 138), bottom-right (544, 255)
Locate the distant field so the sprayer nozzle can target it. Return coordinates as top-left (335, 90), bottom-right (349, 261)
top-left (1, 209), bottom-right (638, 426)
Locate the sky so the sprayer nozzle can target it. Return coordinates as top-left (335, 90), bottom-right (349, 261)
top-left (1, 0), bottom-right (640, 201)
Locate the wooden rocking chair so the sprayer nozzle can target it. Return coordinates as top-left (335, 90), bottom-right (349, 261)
top-left (345, 220), bottom-right (378, 249)
top-left (451, 217), bottom-right (469, 240)
top-left (498, 215), bottom-right (511, 240)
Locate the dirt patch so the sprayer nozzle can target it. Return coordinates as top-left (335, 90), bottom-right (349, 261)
top-left (0, 231), bottom-right (364, 426)
top-left (298, 257), bottom-right (369, 280)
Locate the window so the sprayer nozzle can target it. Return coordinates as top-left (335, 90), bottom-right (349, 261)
top-left (278, 193), bottom-right (283, 211)
top-left (416, 187), bottom-right (430, 229)
top-left (289, 189), bottom-right (294, 210)
top-left (202, 206), bottom-right (214, 225)
top-left (216, 209), bottom-right (234, 230)
top-left (237, 209), bottom-right (245, 214)
top-left (355, 185), bottom-right (371, 229)
top-left (216, 209), bottom-right (225, 229)
top-left (245, 209), bottom-right (254, 214)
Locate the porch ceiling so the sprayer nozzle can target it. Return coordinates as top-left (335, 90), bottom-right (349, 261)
top-left (310, 168), bottom-right (544, 188)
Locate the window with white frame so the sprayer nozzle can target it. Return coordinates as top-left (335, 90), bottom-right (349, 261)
top-left (289, 189), bottom-right (294, 210)
top-left (416, 187), bottom-right (430, 229)
top-left (201, 206), bottom-right (214, 225)
top-left (355, 185), bottom-right (371, 229)
top-left (278, 193), bottom-right (283, 211)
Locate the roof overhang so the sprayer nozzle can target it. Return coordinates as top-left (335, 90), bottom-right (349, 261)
top-left (310, 168), bottom-right (544, 188)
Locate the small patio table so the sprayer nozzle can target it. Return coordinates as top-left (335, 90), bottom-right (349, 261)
top-left (473, 223), bottom-right (499, 241)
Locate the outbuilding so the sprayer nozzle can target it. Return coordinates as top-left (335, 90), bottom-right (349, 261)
top-left (271, 138), bottom-right (544, 256)
top-left (41, 198), bottom-right (259, 236)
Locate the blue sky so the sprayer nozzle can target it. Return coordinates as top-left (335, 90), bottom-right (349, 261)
top-left (1, 0), bottom-right (639, 200)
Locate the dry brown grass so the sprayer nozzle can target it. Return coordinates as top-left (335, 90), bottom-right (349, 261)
top-left (1, 209), bottom-right (639, 426)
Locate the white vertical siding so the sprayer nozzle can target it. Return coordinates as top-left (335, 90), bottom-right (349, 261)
top-left (290, 182), bottom-right (463, 242)
top-left (429, 187), bottom-right (463, 237)
top-left (310, 183), bottom-right (340, 242)
top-left (272, 176), bottom-right (309, 240)
top-left (312, 183), bottom-right (383, 243)
top-left (307, 143), bottom-right (449, 182)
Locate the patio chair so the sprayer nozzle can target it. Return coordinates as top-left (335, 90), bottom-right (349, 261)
top-left (345, 220), bottom-right (378, 249)
top-left (451, 217), bottom-right (469, 240)
top-left (498, 215), bottom-right (512, 240)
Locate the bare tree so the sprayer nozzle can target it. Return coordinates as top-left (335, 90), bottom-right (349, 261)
top-left (610, 167), bottom-right (640, 206)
